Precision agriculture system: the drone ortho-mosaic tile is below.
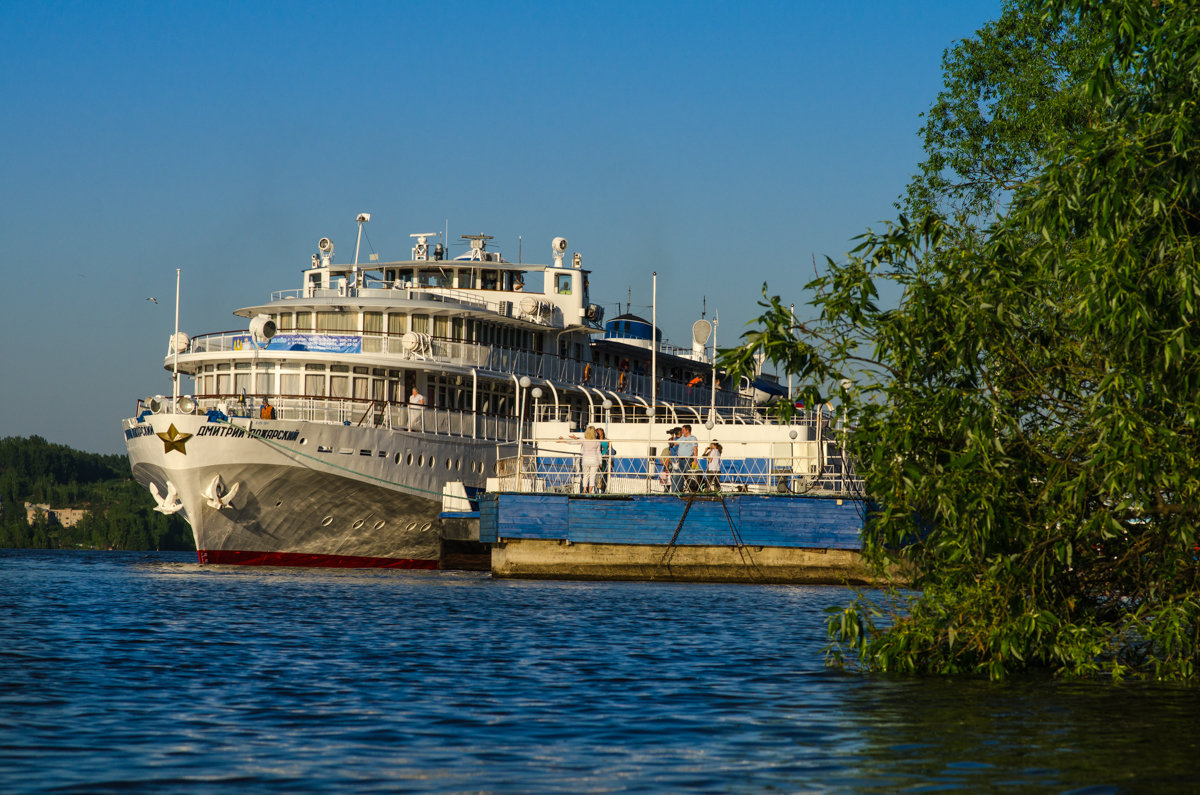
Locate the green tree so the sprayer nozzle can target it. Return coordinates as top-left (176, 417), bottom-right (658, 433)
top-left (0, 436), bottom-right (193, 552)
top-left (902, 0), bottom-right (1110, 227)
top-left (726, 0), bottom-right (1200, 679)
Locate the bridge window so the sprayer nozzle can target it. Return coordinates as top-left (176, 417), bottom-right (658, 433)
top-left (419, 268), bottom-right (449, 288)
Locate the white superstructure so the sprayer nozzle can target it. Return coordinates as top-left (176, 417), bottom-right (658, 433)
top-left (121, 215), bottom-right (809, 568)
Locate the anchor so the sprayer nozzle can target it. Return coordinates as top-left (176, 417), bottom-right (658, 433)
top-left (202, 474), bottom-right (240, 510)
top-left (149, 481), bottom-right (184, 515)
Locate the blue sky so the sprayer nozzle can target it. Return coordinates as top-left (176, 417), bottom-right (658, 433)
top-left (0, 1), bottom-right (1001, 455)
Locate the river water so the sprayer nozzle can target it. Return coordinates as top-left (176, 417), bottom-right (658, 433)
top-left (1, 549), bottom-right (1196, 793)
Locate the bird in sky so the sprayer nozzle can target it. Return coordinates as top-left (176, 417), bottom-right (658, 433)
top-left (146, 297), bottom-right (158, 304)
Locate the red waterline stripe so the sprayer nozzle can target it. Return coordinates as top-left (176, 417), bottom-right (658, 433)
top-left (197, 549), bottom-right (440, 569)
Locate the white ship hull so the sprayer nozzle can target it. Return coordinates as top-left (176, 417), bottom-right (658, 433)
top-left (124, 412), bottom-right (493, 567)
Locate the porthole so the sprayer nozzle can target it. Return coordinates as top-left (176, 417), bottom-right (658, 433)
top-left (373, 520), bottom-right (385, 530)
top-left (321, 515), bottom-right (334, 526)
top-left (417, 455), bottom-right (424, 467)
top-left (406, 453), bottom-right (413, 466)
top-left (445, 459), bottom-right (452, 470)
top-left (394, 453), bottom-right (401, 464)
top-left (275, 501), bottom-right (283, 508)
top-left (429, 457), bottom-right (436, 468)
top-left (353, 520), bottom-right (365, 530)
top-left (299, 438), bottom-right (307, 445)
top-left (456, 458), bottom-right (462, 471)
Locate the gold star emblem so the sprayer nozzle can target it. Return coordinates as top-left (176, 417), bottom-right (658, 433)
top-left (156, 424), bottom-right (192, 455)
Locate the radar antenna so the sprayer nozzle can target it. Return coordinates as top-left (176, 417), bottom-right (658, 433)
top-left (461, 234), bottom-right (495, 261)
top-left (410, 233), bottom-right (438, 261)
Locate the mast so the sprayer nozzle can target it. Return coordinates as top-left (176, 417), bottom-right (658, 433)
top-left (710, 309), bottom-right (718, 420)
top-left (651, 272), bottom-right (658, 411)
top-left (172, 268), bottom-right (181, 406)
top-left (649, 271), bottom-right (657, 457)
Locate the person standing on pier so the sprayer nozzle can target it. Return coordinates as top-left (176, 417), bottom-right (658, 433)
top-left (561, 427), bottom-right (602, 494)
top-left (703, 441), bottom-right (722, 491)
top-left (674, 425), bottom-right (699, 492)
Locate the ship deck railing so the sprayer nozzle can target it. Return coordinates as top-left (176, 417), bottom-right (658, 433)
top-left (532, 401), bottom-right (831, 430)
top-left (145, 394), bottom-right (518, 441)
top-left (176, 332), bottom-right (756, 411)
top-left (271, 284), bottom-right (502, 314)
top-left (493, 437), bottom-right (865, 499)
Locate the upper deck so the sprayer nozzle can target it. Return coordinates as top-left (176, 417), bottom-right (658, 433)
top-left (244, 232), bottom-right (605, 332)
top-left (155, 226), bottom-right (770, 417)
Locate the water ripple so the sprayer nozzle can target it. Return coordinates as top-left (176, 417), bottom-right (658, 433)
top-left (2, 549), bottom-right (1197, 793)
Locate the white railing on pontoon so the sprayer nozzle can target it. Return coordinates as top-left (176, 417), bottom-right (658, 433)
top-left (493, 437), bottom-right (863, 498)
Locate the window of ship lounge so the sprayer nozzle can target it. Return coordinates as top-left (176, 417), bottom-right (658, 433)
top-left (330, 364), bottom-right (350, 398)
top-left (388, 313), bottom-right (407, 336)
top-left (234, 363), bottom-right (251, 396)
top-left (279, 364), bottom-right (301, 396)
top-left (255, 364), bottom-right (274, 395)
top-left (304, 364), bottom-right (326, 396)
top-left (317, 311), bottom-right (356, 333)
top-left (353, 366), bottom-right (369, 400)
top-left (363, 312), bottom-right (383, 353)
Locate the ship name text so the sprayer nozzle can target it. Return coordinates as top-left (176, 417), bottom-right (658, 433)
top-left (196, 425), bottom-right (301, 441)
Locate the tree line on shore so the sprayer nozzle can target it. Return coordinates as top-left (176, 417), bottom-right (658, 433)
top-left (0, 435), bottom-right (192, 551)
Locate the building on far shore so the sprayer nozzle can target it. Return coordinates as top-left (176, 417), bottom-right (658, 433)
top-left (25, 503), bottom-right (88, 528)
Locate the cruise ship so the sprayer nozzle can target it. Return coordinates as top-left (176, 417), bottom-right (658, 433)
top-left (122, 214), bottom-right (841, 568)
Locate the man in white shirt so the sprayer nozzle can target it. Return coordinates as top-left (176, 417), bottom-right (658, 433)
top-left (674, 424), bottom-right (698, 491)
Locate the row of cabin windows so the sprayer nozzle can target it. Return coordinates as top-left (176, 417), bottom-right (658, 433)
top-left (197, 363), bottom-right (518, 414)
top-left (377, 267), bottom-right (581, 298)
top-left (381, 267), bottom-right (525, 292)
top-left (274, 311), bottom-right (543, 352)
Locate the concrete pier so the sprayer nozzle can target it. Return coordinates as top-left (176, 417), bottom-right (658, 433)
top-left (480, 491), bottom-right (888, 584)
top-left (491, 537), bottom-right (878, 584)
